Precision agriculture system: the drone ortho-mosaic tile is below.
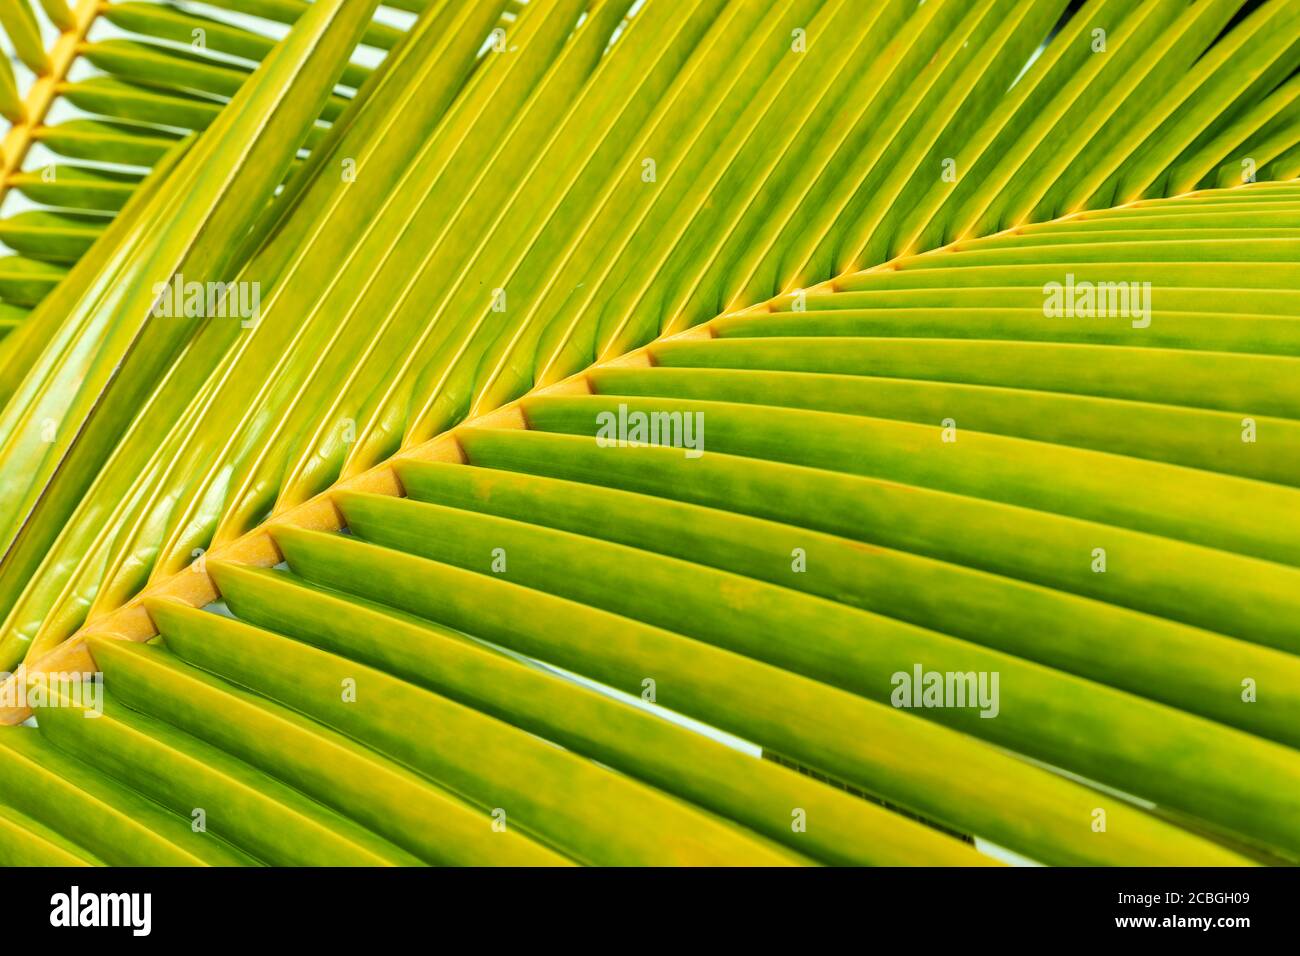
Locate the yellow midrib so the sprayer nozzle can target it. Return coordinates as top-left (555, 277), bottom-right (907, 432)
top-left (0, 0), bottom-right (102, 199)
top-left (0, 165), bottom-right (1259, 723)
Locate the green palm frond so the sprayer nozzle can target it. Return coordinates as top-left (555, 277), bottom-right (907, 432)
top-left (0, 0), bottom-right (1297, 867)
top-left (0, 1), bottom-right (438, 328)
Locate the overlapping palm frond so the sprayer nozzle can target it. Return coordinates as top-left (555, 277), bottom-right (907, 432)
top-left (0, 0), bottom-right (1297, 867)
top-left (0, 1), bottom-right (470, 331)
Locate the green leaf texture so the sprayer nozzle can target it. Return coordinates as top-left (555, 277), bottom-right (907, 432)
top-left (0, 0), bottom-right (1296, 867)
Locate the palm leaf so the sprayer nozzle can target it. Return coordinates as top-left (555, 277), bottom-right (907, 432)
top-left (0, 0), bottom-right (1297, 867)
top-left (0, 0), bottom-right (441, 328)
